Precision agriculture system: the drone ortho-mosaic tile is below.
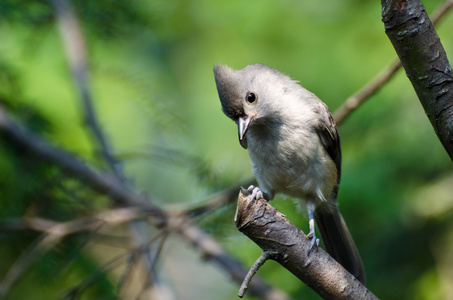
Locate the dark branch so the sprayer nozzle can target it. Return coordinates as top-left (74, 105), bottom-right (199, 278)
top-left (48, 0), bottom-right (162, 294)
top-left (334, 0), bottom-right (453, 125)
top-left (235, 189), bottom-right (379, 300)
top-left (49, 0), bottom-right (123, 178)
top-left (0, 105), bottom-right (164, 218)
top-left (0, 106), bottom-right (288, 300)
top-left (382, 0), bottom-right (453, 160)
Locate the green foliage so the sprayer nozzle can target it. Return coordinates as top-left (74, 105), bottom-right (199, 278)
top-left (0, 0), bottom-right (452, 299)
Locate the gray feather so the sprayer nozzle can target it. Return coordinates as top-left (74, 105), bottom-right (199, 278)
top-left (213, 63), bottom-right (365, 283)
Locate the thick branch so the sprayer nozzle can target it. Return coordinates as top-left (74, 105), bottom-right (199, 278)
top-left (382, 0), bottom-right (453, 160)
top-left (235, 189), bottom-right (379, 300)
top-left (334, 0), bottom-right (453, 125)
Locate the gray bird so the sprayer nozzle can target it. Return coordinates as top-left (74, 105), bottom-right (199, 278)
top-left (213, 63), bottom-right (365, 283)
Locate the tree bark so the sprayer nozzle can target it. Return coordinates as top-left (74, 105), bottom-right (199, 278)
top-left (235, 189), bottom-right (379, 300)
top-left (382, 0), bottom-right (453, 160)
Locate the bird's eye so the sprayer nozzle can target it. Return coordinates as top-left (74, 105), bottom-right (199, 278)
top-left (246, 92), bottom-right (257, 104)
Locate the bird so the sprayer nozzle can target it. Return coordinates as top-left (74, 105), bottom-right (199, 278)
top-left (213, 63), bottom-right (365, 283)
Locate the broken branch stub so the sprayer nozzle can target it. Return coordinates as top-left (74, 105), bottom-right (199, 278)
top-left (234, 189), bottom-right (379, 300)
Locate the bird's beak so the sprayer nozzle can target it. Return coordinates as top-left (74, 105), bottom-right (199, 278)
top-left (238, 113), bottom-right (256, 149)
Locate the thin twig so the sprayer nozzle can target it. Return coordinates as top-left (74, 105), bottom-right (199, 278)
top-left (430, 0), bottom-right (453, 24)
top-left (0, 109), bottom-right (288, 298)
top-left (116, 252), bottom-right (139, 297)
top-left (0, 207), bottom-right (147, 298)
top-left (149, 231), bottom-right (169, 278)
top-left (136, 231), bottom-right (170, 299)
top-left (168, 215), bottom-right (289, 300)
top-left (48, 1), bottom-right (162, 296)
top-left (49, 0), bottom-right (123, 178)
top-left (182, 180), bottom-right (255, 218)
top-left (63, 246), bottom-right (128, 300)
top-left (333, 0), bottom-right (453, 125)
top-left (333, 59), bottom-right (401, 124)
top-left (238, 251), bottom-right (277, 298)
top-left (117, 148), bottom-right (252, 218)
top-left (0, 221), bottom-right (101, 298)
top-left (0, 107), bottom-right (165, 215)
top-left (64, 230), bottom-right (169, 299)
top-left (0, 207), bottom-right (147, 235)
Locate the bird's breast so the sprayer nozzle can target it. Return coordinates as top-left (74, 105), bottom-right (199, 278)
top-left (246, 125), bottom-right (336, 202)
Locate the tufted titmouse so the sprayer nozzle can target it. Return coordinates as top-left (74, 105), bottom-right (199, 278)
top-left (213, 63), bottom-right (365, 283)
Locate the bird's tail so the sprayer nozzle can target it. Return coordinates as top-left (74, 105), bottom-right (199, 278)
top-left (314, 204), bottom-right (366, 284)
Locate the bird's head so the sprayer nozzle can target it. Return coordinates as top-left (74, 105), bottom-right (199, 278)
top-left (213, 63), bottom-right (284, 149)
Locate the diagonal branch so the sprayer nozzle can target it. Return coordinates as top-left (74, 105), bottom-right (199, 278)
top-left (49, 0), bottom-right (123, 177)
top-left (0, 207), bottom-right (145, 298)
top-left (48, 0), bottom-right (161, 294)
top-left (182, 180), bottom-right (255, 218)
top-left (382, 0), bottom-right (453, 160)
top-left (0, 106), bottom-right (163, 214)
top-left (63, 230), bottom-right (170, 299)
top-left (168, 215), bottom-right (289, 300)
top-left (235, 189), bottom-right (379, 300)
top-left (333, 59), bottom-right (401, 124)
top-left (333, 0), bottom-right (453, 125)
top-left (0, 106), bottom-right (289, 300)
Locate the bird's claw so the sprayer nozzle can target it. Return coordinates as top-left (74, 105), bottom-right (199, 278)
top-left (308, 235), bottom-right (320, 250)
top-left (307, 229), bottom-right (319, 251)
top-left (247, 185), bottom-right (263, 201)
top-left (306, 202), bottom-right (319, 252)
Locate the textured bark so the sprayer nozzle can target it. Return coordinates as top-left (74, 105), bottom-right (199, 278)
top-left (382, 0), bottom-right (453, 160)
top-left (235, 189), bottom-right (379, 300)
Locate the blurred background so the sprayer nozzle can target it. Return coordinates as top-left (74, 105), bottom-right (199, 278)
top-left (0, 0), bottom-right (452, 299)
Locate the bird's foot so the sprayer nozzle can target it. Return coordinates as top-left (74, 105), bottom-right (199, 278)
top-left (246, 185), bottom-right (263, 201)
top-left (306, 203), bottom-right (319, 251)
top-left (307, 228), bottom-right (320, 250)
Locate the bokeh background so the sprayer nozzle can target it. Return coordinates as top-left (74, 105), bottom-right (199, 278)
top-left (1, 0), bottom-right (452, 299)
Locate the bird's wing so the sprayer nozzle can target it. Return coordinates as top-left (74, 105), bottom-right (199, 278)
top-left (314, 104), bottom-right (342, 181)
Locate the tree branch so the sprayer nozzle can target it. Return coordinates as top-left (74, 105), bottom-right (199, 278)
top-left (0, 207), bottom-right (146, 234)
top-left (0, 106), bottom-right (288, 299)
top-left (182, 179), bottom-right (255, 218)
top-left (49, 0), bottom-right (123, 177)
top-left (63, 231), bottom-right (170, 299)
top-left (0, 106), bottom-right (164, 216)
top-left (168, 214), bottom-right (289, 300)
top-left (48, 1), bottom-right (175, 295)
top-left (334, 0), bottom-right (453, 125)
top-left (382, 0), bottom-right (453, 160)
top-left (235, 189), bottom-right (379, 300)
top-left (333, 59), bottom-right (402, 124)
